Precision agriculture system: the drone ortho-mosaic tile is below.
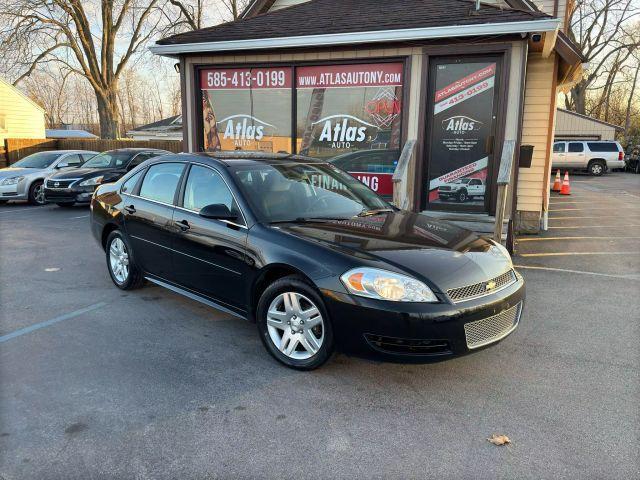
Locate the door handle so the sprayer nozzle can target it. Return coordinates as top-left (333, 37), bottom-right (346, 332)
top-left (175, 219), bottom-right (190, 231)
top-left (124, 205), bottom-right (136, 214)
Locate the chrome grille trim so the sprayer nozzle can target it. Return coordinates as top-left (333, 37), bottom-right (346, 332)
top-left (464, 302), bottom-right (522, 349)
top-left (45, 178), bottom-right (80, 188)
top-left (447, 269), bottom-right (517, 303)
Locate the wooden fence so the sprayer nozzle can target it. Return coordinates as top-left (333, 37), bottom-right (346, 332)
top-left (2, 138), bottom-right (183, 167)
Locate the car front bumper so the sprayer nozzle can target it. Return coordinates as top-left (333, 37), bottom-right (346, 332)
top-left (44, 185), bottom-right (96, 204)
top-left (0, 181), bottom-right (28, 201)
top-left (321, 273), bottom-right (525, 360)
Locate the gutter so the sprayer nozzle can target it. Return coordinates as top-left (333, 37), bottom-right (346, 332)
top-left (149, 18), bottom-right (561, 56)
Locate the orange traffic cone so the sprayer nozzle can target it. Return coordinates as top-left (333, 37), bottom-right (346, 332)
top-left (560, 171), bottom-right (571, 195)
top-left (552, 169), bottom-right (562, 192)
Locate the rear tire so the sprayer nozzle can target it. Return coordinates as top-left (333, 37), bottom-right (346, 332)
top-left (56, 202), bottom-right (75, 207)
top-left (105, 230), bottom-right (144, 290)
top-left (589, 161), bottom-right (605, 176)
top-left (256, 275), bottom-right (334, 370)
top-left (28, 181), bottom-right (45, 205)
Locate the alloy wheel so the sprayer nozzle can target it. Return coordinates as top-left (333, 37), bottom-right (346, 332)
top-left (34, 183), bottom-right (45, 205)
top-left (591, 163), bottom-right (603, 175)
top-left (266, 292), bottom-right (324, 360)
top-left (109, 238), bottom-right (130, 284)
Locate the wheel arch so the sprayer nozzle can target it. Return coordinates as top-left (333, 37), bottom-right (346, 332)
top-left (101, 222), bottom-right (119, 250)
top-left (249, 263), bottom-right (315, 322)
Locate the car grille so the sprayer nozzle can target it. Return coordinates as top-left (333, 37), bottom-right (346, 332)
top-left (364, 334), bottom-right (452, 356)
top-left (447, 269), bottom-right (517, 303)
top-left (45, 178), bottom-right (78, 188)
top-left (464, 302), bottom-right (522, 349)
top-left (439, 186), bottom-right (451, 191)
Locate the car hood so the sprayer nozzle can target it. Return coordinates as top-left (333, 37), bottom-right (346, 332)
top-left (274, 211), bottom-right (512, 292)
top-left (48, 167), bottom-right (115, 180)
top-left (0, 167), bottom-right (44, 179)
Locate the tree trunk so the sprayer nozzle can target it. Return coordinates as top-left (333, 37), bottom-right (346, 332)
top-left (571, 81), bottom-right (587, 115)
top-left (96, 89), bottom-right (120, 139)
top-left (624, 62), bottom-right (639, 146)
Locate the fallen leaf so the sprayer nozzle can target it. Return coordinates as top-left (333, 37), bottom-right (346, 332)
top-left (44, 267), bottom-right (60, 272)
top-left (487, 434), bottom-right (511, 446)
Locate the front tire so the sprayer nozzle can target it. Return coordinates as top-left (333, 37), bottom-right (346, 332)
top-left (105, 230), bottom-right (144, 290)
top-left (28, 181), bottom-right (46, 205)
top-left (456, 190), bottom-right (468, 203)
top-left (256, 276), bottom-right (334, 370)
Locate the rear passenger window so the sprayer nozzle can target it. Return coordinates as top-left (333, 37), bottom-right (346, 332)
top-left (568, 143), bottom-right (584, 153)
top-left (139, 163), bottom-right (185, 204)
top-left (63, 154), bottom-right (83, 166)
top-left (553, 142), bottom-right (565, 153)
top-left (587, 142), bottom-right (618, 152)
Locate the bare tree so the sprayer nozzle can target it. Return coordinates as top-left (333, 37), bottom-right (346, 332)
top-left (565, 0), bottom-right (640, 114)
top-left (169, 0), bottom-right (250, 29)
top-left (0, 0), bottom-right (173, 138)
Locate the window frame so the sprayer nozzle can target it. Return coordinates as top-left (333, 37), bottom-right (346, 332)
top-left (553, 142), bottom-right (566, 153)
top-left (194, 58), bottom-right (408, 157)
top-left (176, 162), bottom-right (248, 228)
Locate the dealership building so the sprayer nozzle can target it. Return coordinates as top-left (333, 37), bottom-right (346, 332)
top-left (150, 0), bottom-right (583, 238)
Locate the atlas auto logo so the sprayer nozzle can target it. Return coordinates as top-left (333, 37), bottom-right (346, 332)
top-left (217, 114), bottom-right (275, 145)
top-left (312, 115), bottom-right (376, 149)
top-left (442, 115), bottom-right (482, 134)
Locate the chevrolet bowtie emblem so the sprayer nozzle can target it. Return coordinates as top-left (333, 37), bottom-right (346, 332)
top-left (485, 281), bottom-right (497, 291)
top-left (54, 182), bottom-right (60, 187)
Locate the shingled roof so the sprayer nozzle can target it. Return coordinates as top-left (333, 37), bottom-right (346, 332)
top-left (155, 0), bottom-right (553, 49)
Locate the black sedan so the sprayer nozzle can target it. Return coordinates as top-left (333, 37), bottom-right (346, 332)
top-left (90, 152), bottom-right (525, 370)
top-left (44, 148), bottom-right (170, 207)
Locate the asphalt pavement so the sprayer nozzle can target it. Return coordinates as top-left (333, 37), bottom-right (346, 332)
top-left (1, 173), bottom-right (638, 479)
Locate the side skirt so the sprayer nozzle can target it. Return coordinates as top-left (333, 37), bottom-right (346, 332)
top-left (144, 276), bottom-right (247, 320)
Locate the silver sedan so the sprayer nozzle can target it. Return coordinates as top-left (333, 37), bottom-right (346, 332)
top-left (0, 150), bottom-right (98, 205)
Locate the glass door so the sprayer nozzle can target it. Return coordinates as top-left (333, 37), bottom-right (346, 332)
top-left (423, 56), bottom-right (502, 213)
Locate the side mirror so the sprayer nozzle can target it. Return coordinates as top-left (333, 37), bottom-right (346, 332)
top-left (199, 203), bottom-right (237, 221)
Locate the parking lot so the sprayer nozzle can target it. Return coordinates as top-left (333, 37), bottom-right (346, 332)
top-left (1, 172), bottom-right (638, 479)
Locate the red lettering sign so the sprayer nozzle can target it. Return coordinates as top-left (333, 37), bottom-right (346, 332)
top-left (348, 172), bottom-right (393, 196)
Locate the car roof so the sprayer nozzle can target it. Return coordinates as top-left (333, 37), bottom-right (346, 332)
top-left (103, 148), bottom-right (171, 153)
top-left (180, 151), bottom-right (328, 167)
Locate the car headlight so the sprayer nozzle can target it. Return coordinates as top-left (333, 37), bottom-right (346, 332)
top-left (79, 176), bottom-right (104, 187)
top-left (340, 267), bottom-right (438, 302)
top-left (490, 240), bottom-right (512, 265)
top-left (1, 176), bottom-right (24, 185)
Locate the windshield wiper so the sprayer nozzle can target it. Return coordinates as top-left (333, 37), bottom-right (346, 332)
top-left (358, 208), bottom-right (395, 217)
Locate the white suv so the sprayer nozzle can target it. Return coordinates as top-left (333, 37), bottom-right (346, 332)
top-left (552, 140), bottom-right (625, 176)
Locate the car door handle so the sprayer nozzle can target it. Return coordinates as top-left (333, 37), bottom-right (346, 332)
top-left (175, 219), bottom-right (190, 231)
top-left (124, 205), bottom-right (136, 214)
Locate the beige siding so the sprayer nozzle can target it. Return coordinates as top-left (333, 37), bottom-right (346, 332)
top-left (555, 109), bottom-right (618, 140)
top-left (517, 53), bottom-right (557, 214)
top-left (0, 79), bottom-right (46, 144)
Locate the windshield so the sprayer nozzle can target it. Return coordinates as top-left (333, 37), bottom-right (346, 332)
top-left (12, 152), bottom-right (62, 169)
top-left (83, 151), bottom-right (132, 169)
top-left (454, 178), bottom-right (472, 184)
top-left (231, 162), bottom-right (390, 223)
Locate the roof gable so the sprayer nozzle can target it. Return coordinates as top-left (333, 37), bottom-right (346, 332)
top-left (0, 77), bottom-right (45, 113)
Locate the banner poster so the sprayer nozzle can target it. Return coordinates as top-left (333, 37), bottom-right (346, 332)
top-left (200, 67), bottom-right (293, 152)
top-left (427, 62), bottom-right (497, 206)
top-left (296, 63), bottom-right (404, 198)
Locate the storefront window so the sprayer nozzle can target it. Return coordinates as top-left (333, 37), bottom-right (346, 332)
top-left (200, 67), bottom-right (293, 153)
top-left (296, 63), bottom-right (404, 198)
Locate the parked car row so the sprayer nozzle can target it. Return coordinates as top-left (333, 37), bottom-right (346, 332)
top-left (0, 148), bottom-right (171, 206)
